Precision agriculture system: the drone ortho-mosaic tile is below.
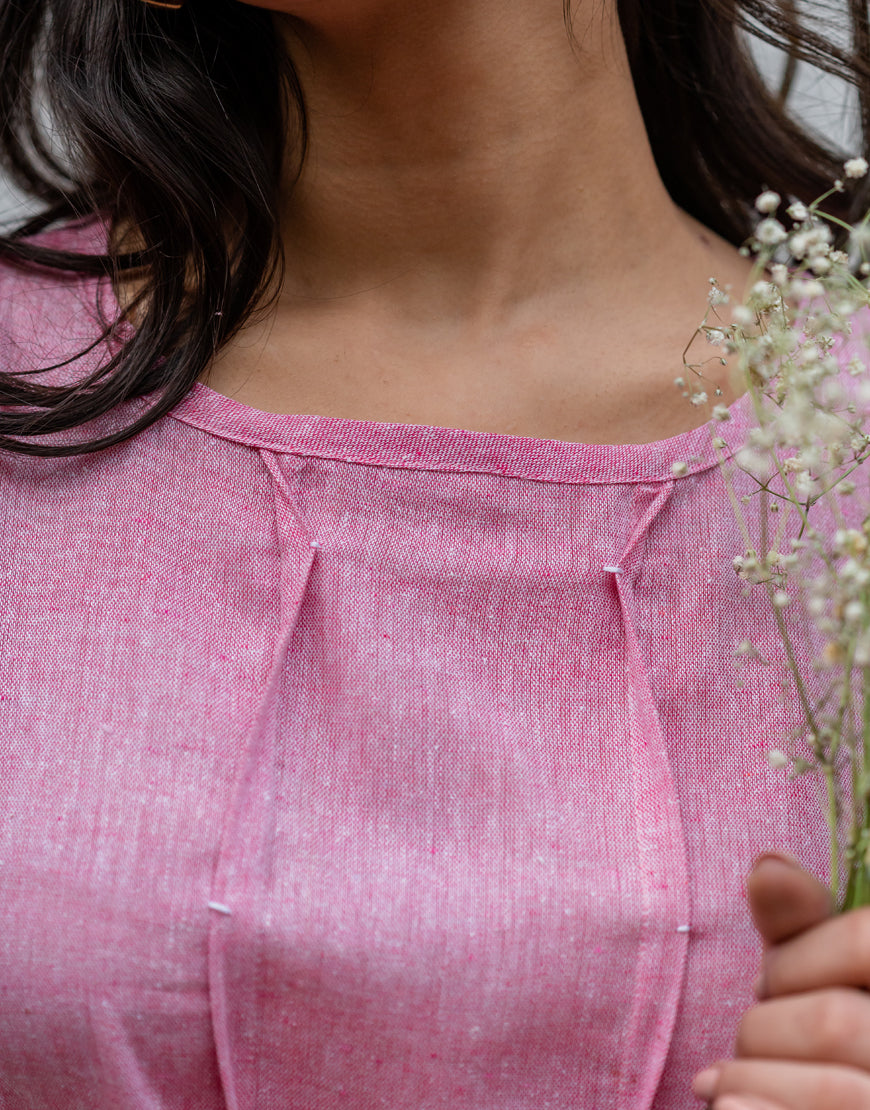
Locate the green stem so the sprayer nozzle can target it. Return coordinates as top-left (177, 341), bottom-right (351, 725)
top-left (824, 762), bottom-right (841, 903)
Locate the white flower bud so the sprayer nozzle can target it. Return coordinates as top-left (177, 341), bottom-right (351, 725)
top-left (735, 448), bottom-right (770, 479)
top-left (731, 305), bottom-right (755, 329)
top-left (767, 749), bottom-right (789, 769)
top-left (790, 231), bottom-right (810, 258)
top-left (707, 283), bottom-right (730, 306)
top-left (856, 633), bottom-right (870, 666)
top-left (790, 278), bottom-right (826, 300)
top-left (849, 224), bottom-right (870, 254)
top-left (755, 190), bottom-right (781, 214)
top-left (772, 591), bottom-right (791, 608)
top-left (756, 218), bottom-right (787, 246)
top-left (845, 157), bottom-right (869, 179)
top-left (786, 201), bottom-right (809, 222)
top-left (749, 280), bottom-right (782, 311)
top-left (671, 460), bottom-right (688, 477)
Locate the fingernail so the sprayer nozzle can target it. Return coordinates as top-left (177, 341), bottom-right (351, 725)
top-left (692, 1066), bottom-right (721, 1100)
top-left (753, 850), bottom-right (801, 869)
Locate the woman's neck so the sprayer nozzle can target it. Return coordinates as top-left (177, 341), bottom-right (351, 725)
top-left (269, 1), bottom-right (733, 327)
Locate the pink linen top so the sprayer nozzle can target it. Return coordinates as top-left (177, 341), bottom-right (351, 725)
top-left (0, 216), bottom-right (860, 1109)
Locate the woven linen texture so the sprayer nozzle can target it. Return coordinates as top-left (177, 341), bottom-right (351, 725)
top-left (0, 217), bottom-right (858, 1109)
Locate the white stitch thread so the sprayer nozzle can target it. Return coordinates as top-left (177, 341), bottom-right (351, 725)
top-left (676, 924), bottom-right (691, 933)
top-left (603, 565), bottom-right (623, 574)
top-left (208, 901), bottom-right (232, 915)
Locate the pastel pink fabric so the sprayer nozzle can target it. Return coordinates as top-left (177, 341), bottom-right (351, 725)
top-left (0, 217), bottom-right (862, 1109)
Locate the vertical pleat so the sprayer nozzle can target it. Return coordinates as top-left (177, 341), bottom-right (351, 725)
top-left (207, 452), bottom-right (316, 1110)
top-left (611, 482), bottom-right (692, 1107)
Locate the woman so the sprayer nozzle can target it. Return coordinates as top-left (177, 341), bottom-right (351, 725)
top-left (1, 0), bottom-right (869, 1106)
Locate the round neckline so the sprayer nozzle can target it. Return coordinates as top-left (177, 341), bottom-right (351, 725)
top-left (159, 376), bottom-right (754, 485)
top-left (87, 211), bottom-right (765, 485)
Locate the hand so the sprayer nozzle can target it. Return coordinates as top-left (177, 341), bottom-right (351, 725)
top-left (691, 852), bottom-right (870, 1110)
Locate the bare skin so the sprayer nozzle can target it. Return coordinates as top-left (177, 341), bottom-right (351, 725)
top-left (181, 0), bottom-right (761, 445)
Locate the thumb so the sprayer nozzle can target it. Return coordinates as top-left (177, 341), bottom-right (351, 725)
top-left (746, 852), bottom-right (834, 947)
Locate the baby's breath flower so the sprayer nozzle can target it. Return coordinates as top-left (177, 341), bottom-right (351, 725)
top-left (731, 304), bottom-right (755, 327)
top-left (789, 278), bottom-right (826, 301)
top-left (855, 634), bottom-right (870, 667)
top-left (735, 447), bottom-right (770, 479)
top-left (790, 230), bottom-right (811, 259)
top-left (749, 280), bottom-right (783, 313)
top-left (755, 190), bottom-right (781, 214)
top-left (687, 168), bottom-right (870, 909)
top-left (807, 595), bottom-right (827, 617)
top-left (707, 279), bottom-right (730, 306)
top-left (793, 472), bottom-right (818, 498)
top-left (791, 225), bottom-right (832, 261)
top-left (747, 425), bottom-right (775, 450)
top-left (842, 560), bottom-right (870, 587)
top-left (756, 218), bottom-right (788, 246)
top-left (671, 460), bottom-right (688, 477)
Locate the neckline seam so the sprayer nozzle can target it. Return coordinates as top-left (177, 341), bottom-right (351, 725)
top-left (165, 406), bottom-right (723, 485)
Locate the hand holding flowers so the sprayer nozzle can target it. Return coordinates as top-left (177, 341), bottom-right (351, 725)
top-left (678, 159), bottom-right (870, 1106)
top-left (692, 854), bottom-right (870, 1109)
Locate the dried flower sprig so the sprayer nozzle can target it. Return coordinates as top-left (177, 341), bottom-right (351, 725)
top-left (679, 157), bottom-right (870, 911)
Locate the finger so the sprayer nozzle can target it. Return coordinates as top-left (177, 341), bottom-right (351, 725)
top-left (747, 854), bottom-right (833, 946)
top-left (713, 1097), bottom-right (785, 1110)
top-left (735, 990), bottom-right (870, 1071)
top-left (758, 907), bottom-right (870, 997)
top-left (695, 1057), bottom-right (870, 1109)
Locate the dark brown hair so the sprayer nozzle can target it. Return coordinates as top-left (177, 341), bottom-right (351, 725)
top-left (0, 0), bottom-right (868, 456)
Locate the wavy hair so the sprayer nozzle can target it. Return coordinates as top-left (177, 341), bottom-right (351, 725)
top-left (0, 0), bottom-right (868, 457)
